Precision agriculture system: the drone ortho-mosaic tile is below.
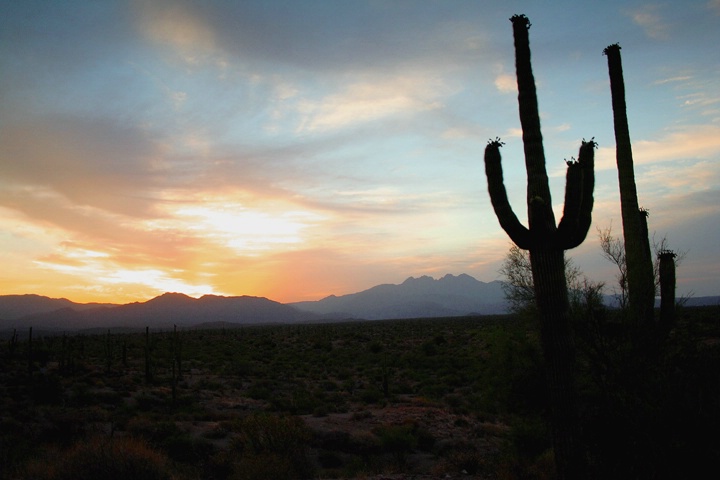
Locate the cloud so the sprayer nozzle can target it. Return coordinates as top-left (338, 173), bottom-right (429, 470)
top-left (634, 125), bottom-right (720, 163)
top-left (494, 73), bottom-right (516, 94)
top-left (629, 4), bottom-right (671, 39)
top-left (709, 0), bottom-right (720, 14)
top-left (295, 75), bottom-right (447, 133)
top-left (0, 116), bottom-right (169, 217)
top-left (654, 75), bottom-right (693, 85)
top-left (134, 0), bottom-right (224, 67)
top-left (594, 124), bottom-right (720, 171)
top-left (131, 1), bottom-right (493, 80)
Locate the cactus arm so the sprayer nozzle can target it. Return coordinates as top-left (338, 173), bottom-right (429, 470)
top-left (557, 140), bottom-right (596, 249)
top-left (484, 140), bottom-right (533, 249)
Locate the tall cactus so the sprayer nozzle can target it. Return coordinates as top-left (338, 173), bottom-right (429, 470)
top-left (603, 44), bottom-right (655, 330)
top-left (484, 15), bottom-right (595, 479)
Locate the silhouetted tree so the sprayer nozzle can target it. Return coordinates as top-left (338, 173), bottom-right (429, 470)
top-left (484, 15), bottom-right (595, 480)
top-left (500, 244), bottom-right (583, 314)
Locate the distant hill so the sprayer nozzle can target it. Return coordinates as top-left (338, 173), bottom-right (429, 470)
top-left (670, 296), bottom-right (720, 308)
top-left (290, 274), bottom-right (509, 320)
top-left (0, 293), bottom-right (319, 331)
top-left (602, 294), bottom-right (720, 309)
top-left (0, 294), bottom-right (116, 321)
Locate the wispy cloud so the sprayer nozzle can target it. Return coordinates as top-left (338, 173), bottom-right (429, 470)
top-left (654, 75), bottom-right (693, 85)
top-left (295, 75), bottom-right (447, 133)
top-left (629, 4), bottom-right (671, 39)
top-left (708, 0), bottom-right (720, 15)
top-left (595, 124), bottom-right (720, 171)
top-left (494, 73), bottom-right (516, 94)
top-left (134, 0), bottom-right (225, 68)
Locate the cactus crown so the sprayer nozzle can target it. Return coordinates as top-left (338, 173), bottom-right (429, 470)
top-left (603, 43), bottom-right (621, 56)
top-left (510, 14), bottom-right (531, 28)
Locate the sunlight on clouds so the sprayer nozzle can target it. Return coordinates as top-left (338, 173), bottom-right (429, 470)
top-left (681, 92), bottom-right (720, 109)
top-left (174, 206), bottom-right (314, 254)
top-left (64, 248), bottom-right (110, 260)
top-left (296, 76), bottom-right (446, 133)
top-left (34, 244), bottom-right (222, 299)
top-left (104, 268), bottom-right (217, 297)
top-left (594, 125), bottom-right (720, 171)
top-left (149, 192), bottom-right (326, 257)
top-left (638, 159), bottom-right (719, 201)
top-left (634, 126), bottom-right (720, 163)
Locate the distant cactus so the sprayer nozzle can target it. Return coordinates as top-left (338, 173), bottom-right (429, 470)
top-left (27, 326), bottom-right (33, 375)
top-left (658, 250), bottom-right (677, 330)
top-left (171, 324), bottom-right (182, 405)
top-left (484, 15), bottom-right (594, 479)
top-left (603, 44), bottom-right (655, 330)
top-left (8, 328), bottom-right (18, 359)
top-left (104, 329), bottom-right (113, 373)
top-left (145, 326), bottom-right (153, 384)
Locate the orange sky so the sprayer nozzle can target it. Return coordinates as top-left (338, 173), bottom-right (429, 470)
top-left (1, 1), bottom-right (719, 304)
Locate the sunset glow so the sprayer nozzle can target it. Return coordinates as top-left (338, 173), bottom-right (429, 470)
top-left (1, 1), bottom-right (719, 304)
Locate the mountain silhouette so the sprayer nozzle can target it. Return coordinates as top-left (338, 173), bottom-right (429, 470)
top-left (0, 294), bottom-right (115, 321)
top-left (0, 293), bottom-right (318, 331)
top-left (290, 274), bottom-right (508, 320)
top-left (4, 276), bottom-right (715, 331)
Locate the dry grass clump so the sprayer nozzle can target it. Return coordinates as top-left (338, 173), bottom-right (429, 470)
top-left (22, 435), bottom-right (174, 480)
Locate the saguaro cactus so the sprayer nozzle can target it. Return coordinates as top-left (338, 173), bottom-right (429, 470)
top-left (658, 250), bottom-right (677, 330)
top-left (603, 44), bottom-right (655, 330)
top-left (144, 326), bottom-right (153, 384)
top-left (484, 15), bottom-right (595, 479)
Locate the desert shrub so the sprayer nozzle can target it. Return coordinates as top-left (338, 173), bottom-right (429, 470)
top-left (225, 413), bottom-right (313, 480)
top-left (442, 447), bottom-right (484, 476)
top-left (23, 435), bottom-right (173, 480)
top-left (317, 449), bottom-right (344, 469)
top-left (358, 386), bottom-right (384, 405)
top-left (126, 418), bottom-right (182, 445)
top-left (312, 404), bottom-right (329, 417)
top-left (193, 378), bottom-right (224, 392)
top-left (244, 380), bottom-right (273, 401)
top-left (374, 423), bottom-right (418, 465)
top-left (161, 434), bottom-right (216, 464)
top-left (134, 392), bottom-right (167, 411)
top-left (30, 374), bottom-right (64, 405)
top-left (1, 416), bottom-right (37, 476)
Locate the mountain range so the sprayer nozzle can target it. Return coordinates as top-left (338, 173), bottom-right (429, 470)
top-left (0, 274), bottom-right (508, 331)
top-left (290, 274), bottom-right (508, 320)
top-left (2, 274), bottom-right (717, 332)
top-left (0, 293), bottom-right (317, 331)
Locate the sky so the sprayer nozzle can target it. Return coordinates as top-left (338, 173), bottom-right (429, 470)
top-left (1, 0), bottom-right (719, 305)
